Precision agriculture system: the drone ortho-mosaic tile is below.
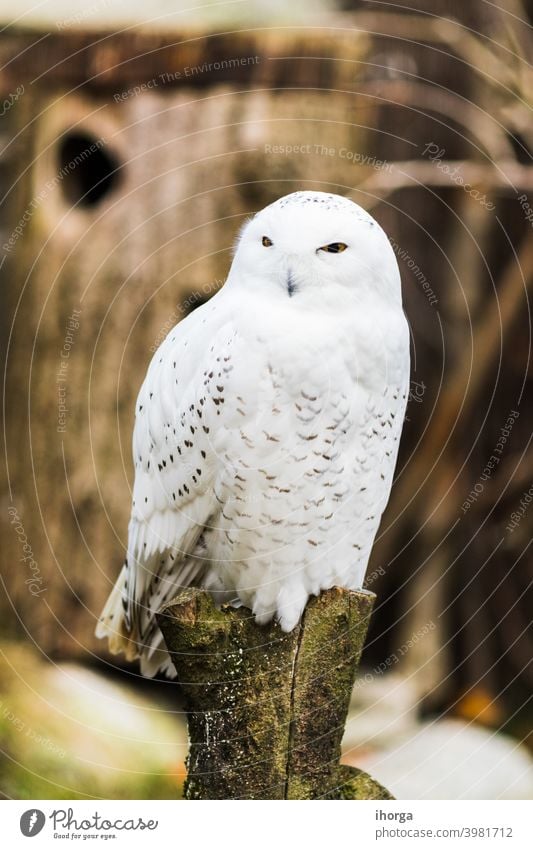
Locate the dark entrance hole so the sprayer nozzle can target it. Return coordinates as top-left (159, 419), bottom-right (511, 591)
top-left (57, 132), bottom-right (121, 207)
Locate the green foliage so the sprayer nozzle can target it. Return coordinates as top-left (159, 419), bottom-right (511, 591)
top-left (0, 643), bottom-right (187, 799)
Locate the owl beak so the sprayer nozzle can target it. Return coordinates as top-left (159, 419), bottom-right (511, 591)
top-left (286, 269), bottom-right (296, 297)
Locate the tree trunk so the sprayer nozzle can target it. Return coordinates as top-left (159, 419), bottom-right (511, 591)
top-left (157, 586), bottom-right (393, 800)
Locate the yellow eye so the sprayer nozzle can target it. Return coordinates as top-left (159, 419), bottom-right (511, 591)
top-left (262, 236), bottom-right (273, 247)
top-left (320, 242), bottom-right (348, 253)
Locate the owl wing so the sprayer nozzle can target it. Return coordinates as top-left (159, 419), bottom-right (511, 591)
top-left (97, 295), bottom-right (237, 669)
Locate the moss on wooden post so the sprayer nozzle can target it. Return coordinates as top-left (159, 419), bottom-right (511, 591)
top-left (157, 586), bottom-right (393, 800)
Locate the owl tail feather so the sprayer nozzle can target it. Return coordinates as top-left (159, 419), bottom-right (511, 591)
top-left (96, 554), bottom-right (207, 678)
top-left (138, 626), bottom-right (177, 678)
top-left (95, 563), bottom-right (140, 662)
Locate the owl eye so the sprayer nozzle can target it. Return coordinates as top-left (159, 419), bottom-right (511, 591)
top-left (262, 236), bottom-right (273, 247)
top-left (320, 242), bottom-right (348, 253)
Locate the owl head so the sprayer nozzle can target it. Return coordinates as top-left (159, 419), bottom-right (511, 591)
top-left (229, 191), bottom-right (402, 308)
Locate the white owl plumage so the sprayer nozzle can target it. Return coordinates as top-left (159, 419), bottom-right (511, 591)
top-left (96, 191), bottom-right (410, 677)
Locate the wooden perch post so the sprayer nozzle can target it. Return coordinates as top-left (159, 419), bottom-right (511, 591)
top-left (157, 586), bottom-right (393, 800)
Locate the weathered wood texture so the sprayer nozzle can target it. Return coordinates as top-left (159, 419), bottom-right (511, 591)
top-left (157, 586), bottom-right (393, 800)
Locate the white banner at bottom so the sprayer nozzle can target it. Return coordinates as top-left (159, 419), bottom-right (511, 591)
top-left (1, 799), bottom-right (531, 848)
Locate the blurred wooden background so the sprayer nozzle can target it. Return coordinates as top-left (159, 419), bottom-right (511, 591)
top-left (1, 1), bottom-right (531, 740)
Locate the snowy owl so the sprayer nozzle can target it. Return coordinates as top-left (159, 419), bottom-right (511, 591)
top-left (97, 190), bottom-right (410, 677)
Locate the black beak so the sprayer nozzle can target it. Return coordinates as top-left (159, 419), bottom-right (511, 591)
top-left (287, 270), bottom-right (296, 297)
